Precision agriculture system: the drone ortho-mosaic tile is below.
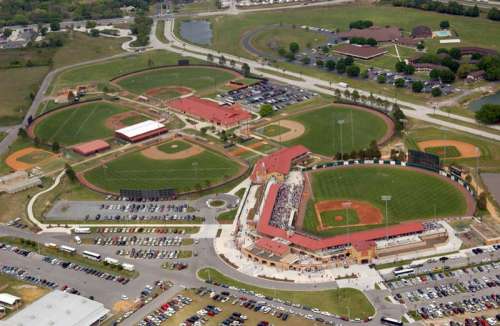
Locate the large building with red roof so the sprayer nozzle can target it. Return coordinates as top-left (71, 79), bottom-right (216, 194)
top-left (167, 96), bottom-right (252, 129)
top-left (72, 140), bottom-right (110, 156)
top-left (251, 145), bottom-right (310, 183)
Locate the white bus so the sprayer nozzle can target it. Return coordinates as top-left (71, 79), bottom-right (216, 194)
top-left (104, 257), bottom-right (119, 265)
top-left (73, 227), bottom-right (91, 234)
top-left (393, 268), bottom-right (415, 277)
top-left (82, 250), bottom-right (101, 261)
top-left (122, 263), bottom-right (135, 272)
top-left (380, 317), bottom-right (403, 326)
top-left (59, 245), bottom-right (76, 254)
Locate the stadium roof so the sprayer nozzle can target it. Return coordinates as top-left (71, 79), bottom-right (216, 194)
top-left (257, 184), bottom-right (424, 251)
top-left (333, 44), bottom-right (387, 59)
top-left (0, 290), bottom-right (109, 326)
top-left (115, 120), bottom-right (165, 139)
top-left (337, 26), bottom-right (402, 42)
top-left (255, 237), bottom-right (289, 256)
top-left (167, 96), bottom-right (251, 127)
top-left (72, 140), bottom-right (110, 154)
top-left (251, 145), bottom-right (309, 182)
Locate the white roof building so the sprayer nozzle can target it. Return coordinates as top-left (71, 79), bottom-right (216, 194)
top-left (115, 120), bottom-right (166, 139)
top-left (0, 290), bottom-right (109, 326)
top-left (0, 293), bottom-right (21, 306)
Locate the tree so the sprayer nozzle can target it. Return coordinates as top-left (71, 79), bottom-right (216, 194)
top-left (394, 78), bottom-right (405, 88)
top-left (285, 52), bottom-right (295, 61)
top-left (207, 53), bottom-right (214, 62)
top-left (449, 47), bottom-right (462, 60)
top-left (417, 41), bottom-right (425, 51)
top-left (51, 142), bottom-right (60, 153)
top-left (3, 28), bottom-right (12, 38)
top-left (404, 64), bottom-right (415, 75)
top-left (487, 7), bottom-right (500, 21)
top-left (325, 60), bottom-right (336, 71)
top-left (475, 104), bottom-right (500, 124)
top-left (289, 42), bottom-right (300, 54)
top-left (336, 60), bottom-right (346, 74)
top-left (90, 28), bottom-right (100, 37)
top-left (457, 64), bottom-right (475, 78)
top-left (351, 90), bottom-right (360, 102)
top-left (344, 57), bottom-right (354, 66)
top-left (395, 61), bottom-right (406, 73)
top-left (361, 69), bottom-right (369, 79)
top-left (18, 128), bottom-right (27, 138)
top-left (65, 164), bottom-right (77, 182)
top-left (259, 104), bottom-right (273, 117)
top-left (219, 55), bottom-right (226, 65)
top-left (377, 74), bottom-right (386, 84)
top-left (50, 21), bottom-right (61, 31)
top-left (278, 47), bottom-right (287, 57)
top-left (241, 63), bottom-right (250, 77)
top-left (321, 45), bottom-right (329, 54)
top-left (440, 20), bottom-right (450, 29)
top-left (301, 57), bottom-right (311, 65)
top-left (366, 38), bottom-right (377, 47)
top-left (431, 87), bottom-right (442, 97)
top-left (316, 59), bottom-right (324, 67)
top-left (412, 80), bottom-right (424, 93)
top-left (86, 20), bottom-right (97, 29)
top-left (230, 59), bottom-right (236, 67)
top-left (477, 192), bottom-right (488, 211)
top-left (346, 65), bottom-right (360, 77)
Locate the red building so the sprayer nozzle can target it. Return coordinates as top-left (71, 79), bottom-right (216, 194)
top-left (115, 120), bottom-right (167, 143)
top-left (251, 145), bottom-right (310, 183)
top-left (73, 140), bottom-right (110, 156)
top-left (167, 96), bottom-right (251, 129)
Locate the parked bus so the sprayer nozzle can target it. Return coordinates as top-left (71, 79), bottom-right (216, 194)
top-left (73, 227), bottom-right (91, 234)
top-left (380, 317), bottom-right (404, 326)
top-left (393, 268), bottom-right (415, 277)
top-left (59, 245), bottom-right (76, 254)
top-left (104, 257), bottom-right (119, 265)
top-left (122, 263), bottom-right (135, 272)
top-left (82, 250), bottom-right (101, 261)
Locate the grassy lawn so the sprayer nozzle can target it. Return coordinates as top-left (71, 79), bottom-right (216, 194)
top-left (303, 166), bottom-right (468, 236)
top-left (0, 236), bottom-right (137, 278)
top-left (255, 67), bottom-right (304, 81)
top-left (16, 150), bottom-right (52, 164)
top-left (260, 124), bottom-right (290, 137)
top-left (197, 267), bottom-right (375, 319)
top-left (425, 145), bottom-right (461, 159)
top-left (216, 209), bottom-right (237, 223)
top-left (0, 66), bottom-right (49, 125)
top-left (283, 105), bottom-right (389, 156)
top-left (251, 25), bottom-right (328, 57)
top-left (0, 132), bottom-right (6, 142)
top-left (84, 146), bottom-right (242, 193)
top-left (119, 114), bottom-right (149, 126)
top-left (52, 50), bottom-right (203, 93)
top-left (155, 20), bottom-right (168, 44)
top-left (321, 208), bottom-right (359, 227)
top-left (34, 101), bottom-right (128, 146)
top-left (115, 66), bottom-right (238, 95)
top-left (176, 0), bottom-right (219, 13)
top-left (157, 140), bottom-right (192, 153)
top-left (404, 123), bottom-right (500, 170)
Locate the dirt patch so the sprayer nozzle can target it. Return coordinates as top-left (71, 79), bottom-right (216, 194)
top-left (230, 141), bottom-right (267, 156)
top-left (105, 111), bottom-right (142, 130)
top-left (5, 147), bottom-right (56, 171)
top-left (14, 285), bottom-right (48, 303)
top-left (141, 143), bottom-right (204, 160)
top-left (335, 215), bottom-right (343, 222)
top-left (112, 299), bottom-right (136, 313)
top-left (418, 140), bottom-right (480, 159)
top-left (265, 120), bottom-right (305, 142)
top-left (314, 200), bottom-right (383, 231)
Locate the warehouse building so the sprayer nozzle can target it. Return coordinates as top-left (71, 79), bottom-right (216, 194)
top-left (115, 120), bottom-right (167, 143)
top-left (73, 140), bottom-right (110, 156)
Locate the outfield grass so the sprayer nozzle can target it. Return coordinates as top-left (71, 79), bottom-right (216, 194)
top-left (115, 66), bottom-right (238, 95)
top-left (425, 145), bottom-right (461, 158)
top-left (283, 105), bottom-right (389, 155)
top-left (197, 267), bottom-right (375, 319)
top-left (260, 124), bottom-right (290, 137)
top-left (52, 50), bottom-right (202, 92)
top-left (34, 101), bottom-right (128, 146)
top-left (119, 114), bottom-right (149, 126)
top-left (321, 208), bottom-right (359, 227)
top-left (84, 146), bottom-right (242, 193)
top-left (157, 140), bottom-right (192, 153)
top-left (303, 166), bottom-right (468, 236)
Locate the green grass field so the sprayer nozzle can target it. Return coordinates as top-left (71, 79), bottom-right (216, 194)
top-left (197, 267), bottom-right (375, 319)
top-left (16, 150), bottom-right (52, 164)
top-left (283, 105), bottom-right (389, 155)
top-left (119, 114), bottom-right (149, 126)
top-left (321, 208), bottom-right (359, 227)
top-left (158, 140), bottom-right (192, 153)
top-left (115, 66), bottom-right (238, 95)
top-left (425, 146), bottom-right (461, 159)
top-left (84, 146), bottom-right (241, 193)
top-left (34, 101), bottom-right (128, 146)
top-left (303, 166), bottom-right (468, 236)
top-left (260, 124), bottom-right (290, 137)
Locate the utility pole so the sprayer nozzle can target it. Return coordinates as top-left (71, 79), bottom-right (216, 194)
top-left (338, 119), bottom-right (345, 159)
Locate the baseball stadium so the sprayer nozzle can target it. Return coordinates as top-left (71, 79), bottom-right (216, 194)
top-left (238, 146), bottom-right (476, 270)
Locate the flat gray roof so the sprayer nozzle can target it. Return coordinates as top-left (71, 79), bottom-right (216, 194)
top-left (0, 290), bottom-right (109, 326)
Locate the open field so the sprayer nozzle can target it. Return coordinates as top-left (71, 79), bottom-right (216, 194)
top-left (176, 0), bottom-right (220, 13)
top-left (33, 101), bottom-right (129, 146)
top-left (158, 140), bottom-right (192, 153)
top-left (115, 66), bottom-right (239, 95)
top-left (83, 143), bottom-right (242, 193)
top-left (303, 165), bottom-right (470, 236)
top-left (197, 267), bottom-right (375, 319)
top-left (280, 105), bottom-right (391, 156)
top-left (260, 124), bottom-right (290, 137)
top-left (320, 208), bottom-right (359, 228)
top-left (52, 50), bottom-right (203, 93)
top-left (425, 145), bottom-right (461, 159)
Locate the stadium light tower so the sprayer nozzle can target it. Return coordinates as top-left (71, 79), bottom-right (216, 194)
top-left (337, 119), bottom-right (345, 159)
top-left (342, 201), bottom-right (352, 247)
top-left (439, 126), bottom-right (449, 163)
top-left (381, 195), bottom-right (392, 240)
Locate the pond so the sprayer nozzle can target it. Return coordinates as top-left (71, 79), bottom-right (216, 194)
top-left (469, 91), bottom-right (500, 112)
top-left (179, 20), bottom-right (212, 46)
